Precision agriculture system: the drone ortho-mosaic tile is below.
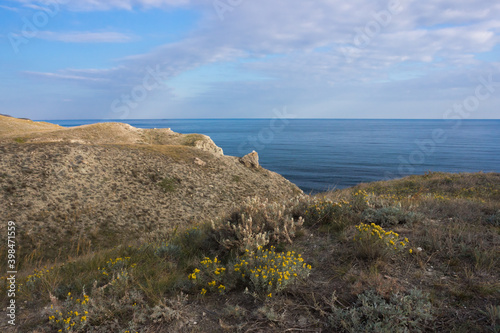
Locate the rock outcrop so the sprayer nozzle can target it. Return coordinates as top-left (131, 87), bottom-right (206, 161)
top-left (240, 150), bottom-right (259, 168)
top-left (193, 134), bottom-right (224, 156)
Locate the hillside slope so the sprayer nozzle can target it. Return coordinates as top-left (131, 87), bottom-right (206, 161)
top-left (1, 171), bottom-right (498, 333)
top-left (0, 116), bottom-right (301, 262)
top-left (0, 114), bottom-right (61, 137)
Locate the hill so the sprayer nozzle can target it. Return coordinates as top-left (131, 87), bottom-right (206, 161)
top-left (0, 115), bottom-right (61, 137)
top-left (0, 116), bottom-right (301, 263)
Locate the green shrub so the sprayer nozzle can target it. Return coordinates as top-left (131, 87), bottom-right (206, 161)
top-left (154, 226), bottom-right (216, 263)
top-left (486, 211), bottom-right (500, 227)
top-left (304, 198), bottom-right (351, 231)
top-left (329, 289), bottom-right (433, 333)
top-left (48, 291), bottom-right (91, 332)
top-left (25, 267), bottom-right (55, 292)
top-left (479, 304), bottom-right (500, 332)
top-left (350, 189), bottom-right (369, 212)
top-left (362, 206), bottom-right (422, 227)
top-left (13, 137), bottom-right (27, 143)
top-left (154, 243), bottom-right (182, 260)
top-left (158, 177), bottom-right (178, 193)
top-left (188, 256), bottom-right (228, 296)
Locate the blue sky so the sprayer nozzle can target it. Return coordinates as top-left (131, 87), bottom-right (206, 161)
top-left (0, 0), bottom-right (499, 119)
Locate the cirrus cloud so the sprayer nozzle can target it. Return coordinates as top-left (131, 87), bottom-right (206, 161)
top-left (35, 31), bottom-right (136, 43)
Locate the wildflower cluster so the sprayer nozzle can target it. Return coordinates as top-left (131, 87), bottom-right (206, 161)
top-left (24, 266), bottom-right (54, 290)
top-left (432, 193), bottom-right (448, 201)
top-left (105, 257), bottom-right (132, 270)
top-left (48, 292), bottom-right (90, 332)
top-left (98, 257), bottom-right (136, 277)
top-left (235, 246), bottom-right (311, 297)
top-left (351, 189), bottom-right (370, 211)
top-left (378, 193), bottom-right (403, 201)
top-left (354, 223), bottom-right (410, 253)
top-left (305, 198), bottom-right (349, 225)
top-left (188, 256), bottom-right (227, 295)
top-left (188, 247), bottom-right (312, 298)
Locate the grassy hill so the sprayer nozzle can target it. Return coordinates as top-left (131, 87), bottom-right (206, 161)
top-left (0, 116), bottom-right (499, 332)
top-left (0, 115), bottom-right (61, 137)
top-left (0, 116), bottom-right (301, 268)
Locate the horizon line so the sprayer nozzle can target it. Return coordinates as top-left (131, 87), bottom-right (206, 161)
top-left (37, 118), bottom-right (500, 121)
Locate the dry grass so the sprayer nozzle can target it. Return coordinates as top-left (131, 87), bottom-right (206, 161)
top-left (0, 114), bottom-right (61, 137)
top-left (0, 117), bottom-right (223, 157)
top-left (1, 163), bottom-right (499, 331)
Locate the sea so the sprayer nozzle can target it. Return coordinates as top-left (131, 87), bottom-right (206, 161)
top-left (46, 119), bottom-right (500, 194)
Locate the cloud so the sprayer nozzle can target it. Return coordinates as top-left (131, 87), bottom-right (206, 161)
top-left (0, 5), bottom-right (20, 11)
top-left (9, 0), bottom-right (500, 119)
top-left (11, 0), bottom-right (192, 11)
top-left (35, 31), bottom-right (136, 43)
top-left (23, 70), bottom-right (111, 82)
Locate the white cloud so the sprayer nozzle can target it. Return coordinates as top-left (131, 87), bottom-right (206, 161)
top-left (23, 70), bottom-right (110, 82)
top-left (10, 0), bottom-right (500, 118)
top-left (0, 4), bottom-right (20, 11)
top-left (35, 31), bottom-right (136, 43)
top-left (11, 0), bottom-right (191, 11)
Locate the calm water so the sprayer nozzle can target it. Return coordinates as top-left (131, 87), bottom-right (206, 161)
top-left (46, 119), bottom-right (500, 193)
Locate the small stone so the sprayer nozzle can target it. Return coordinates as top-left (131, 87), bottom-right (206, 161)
top-left (240, 150), bottom-right (259, 168)
top-left (194, 158), bottom-right (206, 166)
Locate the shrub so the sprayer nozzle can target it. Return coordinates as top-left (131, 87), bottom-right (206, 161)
top-left (98, 256), bottom-right (136, 279)
top-left (47, 291), bottom-right (90, 332)
top-left (486, 211), bottom-right (500, 227)
top-left (235, 246), bottom-right (311, 297)
top-left (353, 223), bottom-right (410, 260)
top-left (304, 198), bottom-right (351, 231)
top-left (210, 197), bottom-right (304, 254)
top-left (329, 289), bottom-right (433, 333)
top-left (158, 177), bottom-right (178, 193)
top-left (24, 266), bottom-right (56, 292)
top-left (350, 189), bottom-right (369, 212)
top-left (188, 256), bottom-right (228, 296)
top-left (362, 206), bottom-right (422, 227)
top-left (479, 304), bottom-right (500, 332)
top-left (187, 246), bottom-right (311, 298)
top-left (13, 137), bottom-right (27, 143)
top-left (155, 226), bottom-right (216, 261)
top-left (154, 243), bottom-right (182, 260)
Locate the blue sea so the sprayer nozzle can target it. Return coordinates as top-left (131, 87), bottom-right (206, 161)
top-left (46, 119), bottom-right (500, 193)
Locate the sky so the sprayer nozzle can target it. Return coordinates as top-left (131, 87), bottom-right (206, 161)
top-left (0, 0), bottom-right (499, 120)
